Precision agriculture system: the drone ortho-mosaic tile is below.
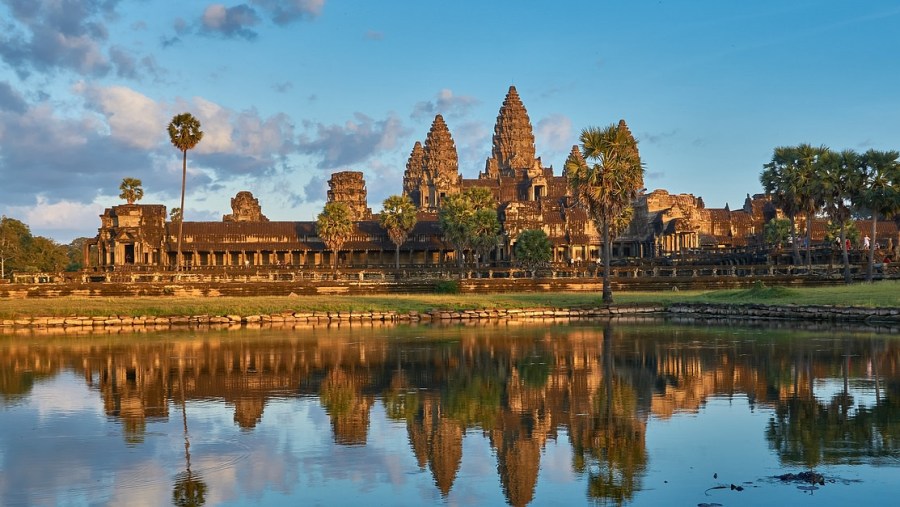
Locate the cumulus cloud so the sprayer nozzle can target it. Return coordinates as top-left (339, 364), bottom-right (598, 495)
top-left (252, 0), bottom-right (324, 25)
top-left (297, 112), bottom-right (409, 169)
top-left (201, 3), bottom-right (261, 40)
top-left (76, 82), bottom-right (167, 149)
top-left (302, 174), bottom-right (327, 202)
top-left (451, 120), bottom-right (490, 173)
top-left (535, 114), bottom-right (573, 154)
top-left (0, 81), bottom-right (28, 113)
top-left (0, 83), bottom-right (299, 218)
top-left (411, 89), bottom-right (479, 121)
top-left (176, 0), bottom-right (324, 41)
top-left (5, 197), bottom-right (106, 242)
top-left (0, 0), bottom-right (125, 77)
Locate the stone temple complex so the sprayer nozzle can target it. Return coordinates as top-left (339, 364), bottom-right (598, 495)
top-left (83, 86), bottom-right (894, 271)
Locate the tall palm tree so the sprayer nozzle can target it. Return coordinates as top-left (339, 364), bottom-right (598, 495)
top-left (816, 149), bottom-right (861, 284)
top-left (565, 121), bottom-right (643, 304)
top-left (167, 113), bottom-right (204, 270)
top-left (379, 195), bottom-right (418, 269)
top-left (856, 149), bottom-right (900, 281)
top-left (761, 146), bottom-right (805, 266)
top-left (793, 144), bottom-right (827, 270)
top-left (118, 177), bottom-right (144, 204)
top-left (316, 201), bottom-right (354, 274)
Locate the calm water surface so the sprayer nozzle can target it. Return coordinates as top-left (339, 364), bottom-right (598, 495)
top-left (1, 319), bottom-right (897, 506)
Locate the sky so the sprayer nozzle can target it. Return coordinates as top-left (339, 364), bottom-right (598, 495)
top-left (1, 0), bottom-right (899, 243)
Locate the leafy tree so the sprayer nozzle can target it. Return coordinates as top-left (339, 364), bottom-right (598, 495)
top-left (438, 193), bottom-right (472, 270)
top-left (23, 236), bottom-right (68, 273)
top-left (119, 177), bottom-right (144, 204)
top-left (167, 113), bottom-right (204, 270)
top-left (379, 195), bottom-right (418, 269)
top-left (855, 149), bottom-right (900, 281)
top-left (469, 208), bottom-right (500, 267)
top-left (514, 229), bottom-right (552, 276)
top-left (763, 218), bottom-right (791, 249)
top-left (170, 207), bottom-right (182, 224)
top-left (438, 187), bottom-right (499, 272)
top-left (65, 237), bottom-right (90, 271)
top-left (0, 216), bottom-right (31, 279)
top-left (565, 121), bottom-right (644, 304)
top-left (316, 201), bottom-right (354, 273)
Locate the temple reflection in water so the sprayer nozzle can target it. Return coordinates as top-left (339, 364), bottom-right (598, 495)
top-left (1, 320), bottom-right (898, 506)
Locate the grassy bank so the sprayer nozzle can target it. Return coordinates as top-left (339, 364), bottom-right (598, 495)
top-left (1, 281), bottom-right (898, 319)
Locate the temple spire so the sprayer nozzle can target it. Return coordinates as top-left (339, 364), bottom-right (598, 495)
top-left (490, 85), bottom-right (536, 177)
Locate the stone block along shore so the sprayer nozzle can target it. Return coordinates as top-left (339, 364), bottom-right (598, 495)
top-left (2, 303), bottom-right (899, 333)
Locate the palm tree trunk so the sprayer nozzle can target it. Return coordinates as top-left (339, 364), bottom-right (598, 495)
top-left (789, 216), bottom-right (801, 266)
top-left (177, 149), bottom-right (186, 271)
top-left (805, 211), bottom-right (813, 271)
top-left (867, 216), bottom-right (877, 282)
top-left (602, 221), bottom-right (613, 304)
top-left (839, 223), bottom-right (850, 284)
top-left (395, 244), bottom-right (400, 270)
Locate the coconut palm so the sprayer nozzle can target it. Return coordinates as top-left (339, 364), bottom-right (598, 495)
top-left (565, 120), bottom-right (644, 304)
top-left (856, 149), bottom-right (900, 281)
top-left (167, 113), bottom-right (204, 270)
top-left (379, 195), bottom-right (418, 269)
top-left (316, 201), bottom-right (354, 274)
top-left (118, 177), bottom-right (144, 204)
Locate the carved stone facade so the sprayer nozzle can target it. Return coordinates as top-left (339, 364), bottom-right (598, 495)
top-left (328, 171), bottom-right (372, 220)
top-left (223, 191), bottom-right (268, 222)
top-left (87, 85), bottom-right (849, 271)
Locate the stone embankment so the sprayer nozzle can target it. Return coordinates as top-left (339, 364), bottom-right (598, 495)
top-left (0, 305), bottom-right (661, 330)
top-left (2, 303), bottom-right (899, 331)
top-left (668, 303), bottom-right (900, 324)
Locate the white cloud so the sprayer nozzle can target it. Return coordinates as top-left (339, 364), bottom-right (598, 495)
top-left (6, 197), bottom-right (106, 241)
top-left (76, 83), bottom-right (166, 149)
top-left (535, 114), bottom-right (573, 154)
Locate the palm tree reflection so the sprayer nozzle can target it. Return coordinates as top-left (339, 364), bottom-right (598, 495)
top-left (172, 362), bottom-right (207, 506)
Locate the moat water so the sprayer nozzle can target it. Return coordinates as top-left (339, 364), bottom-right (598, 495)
top-left (1, 319), bottom-right (897, 506)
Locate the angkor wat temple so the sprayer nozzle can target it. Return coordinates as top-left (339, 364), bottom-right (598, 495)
top-left (83, 86), bottom-right (895, 271)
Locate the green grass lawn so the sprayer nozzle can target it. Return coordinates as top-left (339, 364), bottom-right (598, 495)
top-left (1, 281), bottom-right (898, 319)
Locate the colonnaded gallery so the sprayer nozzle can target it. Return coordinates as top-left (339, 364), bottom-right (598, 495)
top-left (82, 86), bottom-right (892, 271)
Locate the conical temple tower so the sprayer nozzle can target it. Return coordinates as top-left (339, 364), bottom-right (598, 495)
top-left (482, 85), bottom-right (541, 180)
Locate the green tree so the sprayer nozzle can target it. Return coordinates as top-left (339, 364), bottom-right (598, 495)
top-left (119, 177), bottom-right (144, 204)
top-left (855, 149), bottom-right (900, 281)
top-left (763, 218), bottom-right (791, 249)
top-left (0, 216), bottom-right (31, 279)
top-left (316, 201), bottom-right (354, 273)
top-left (469, 208), bottom-right (500, 267)
top-left (438, 193), bottom-right (471, 271)
top-left (65, 237), bottom-right (90, 271)
top-left (379, 195), bottom-right (418, 269)
top-left (24, 236), bottom-right (68, 273)
top-left (514, 229), bottom-right (552, 276)
top-left (817, 149), bottom-right (863, 283)
top-left (438, 187), bottom-right (498, 272)
top-left (169, 207), bottom-right (182, 224)
top-left (762, 147), bottom-right (804, 265)
top-left (167, 113), bottom-right (204, 270)
top-left (565, 121), bottom-right (644, 304)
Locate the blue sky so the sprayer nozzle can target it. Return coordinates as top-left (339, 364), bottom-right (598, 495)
top-left (1, 0), bottom-right (898, 242)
